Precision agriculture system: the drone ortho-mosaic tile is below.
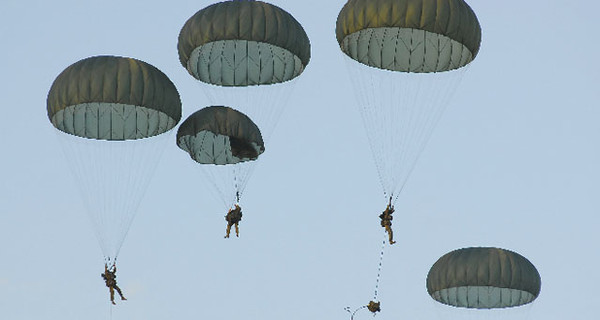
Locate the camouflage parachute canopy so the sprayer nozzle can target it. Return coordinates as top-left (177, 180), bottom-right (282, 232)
top-left (336, 0), bottom-right (481, 72)
top-left (47, 55), bottom-right (182, 140)
top-left (177, 0), bottom-right (311, 86)
top-left (427, 247), bottom-right (541, 309)
top-left (177, 106), bottom-right (265, 165)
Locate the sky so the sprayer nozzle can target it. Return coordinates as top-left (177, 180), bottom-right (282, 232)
top-left (1, 0), bottom-right (599, 319)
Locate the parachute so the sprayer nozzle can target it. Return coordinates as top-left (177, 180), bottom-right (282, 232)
top-left (336, 0), bottom-right (482, 312)
top-left (177, 0), bottom-right (311, 142)
top-left (176, 106), bottom-right (264, 235)
top-left (177, 106), bottom-right (264, 166)
top-left (47, 55), bottom-right (182, 268)
top-left (336, 0), bottom-right (481, 204)
top-left (427, 247), bottom-right (541, 309)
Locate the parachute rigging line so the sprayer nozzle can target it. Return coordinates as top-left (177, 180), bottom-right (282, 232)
top-left (344, 56), bottom-right (469, 206)
top-left (373, 231), bottom-right (387, 301)
top-left (345, 305), bottom-right (367, 320)
top-left (56, 130), bottom-right (171, 268)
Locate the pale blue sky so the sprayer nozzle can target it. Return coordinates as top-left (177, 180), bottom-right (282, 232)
top-left (1, 1), bottom-right (599, 319)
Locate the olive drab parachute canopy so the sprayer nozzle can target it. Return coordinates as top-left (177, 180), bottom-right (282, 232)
top-left (427, 247), bottom-right (541, 309)
top-left (177, 106), bottom-right (265, 165)
top-left (176, 106), bottom-right (264, 208)
top-left (48, 55), bottom-right (181, 140)
top-left (177, 0), bottom-right (310, 86)
top-left (335, 0), bottom-right (482, 204)
top-left (336, 0), bottom-right (481, 73)
top-left (177, 0), bottom-right (311, 143)
top-left (47, 55), bottom-right (182, 268)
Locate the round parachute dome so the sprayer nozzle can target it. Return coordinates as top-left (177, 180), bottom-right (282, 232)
top-left (336, 0), bottom-right (482, 72)
top-left (426, 247), bottom-right (541, 309)
top-left (177, 0), bottom-right (311, 86)
top-left (177, 106), bottom-right (265, 165)
top-left (47, 55), bottom-right (182, 140)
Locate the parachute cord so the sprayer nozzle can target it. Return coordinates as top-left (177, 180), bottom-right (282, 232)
top-left (392, 193), bottom-right (401, 207)
top-left (234, 171), bottom-right (240, 204)
top-left (105, 257), bottom-right (117, 270)
top-left (345, 305), bottom-right (368, 320)
top-left (373, 232), bottom-right (387, 301)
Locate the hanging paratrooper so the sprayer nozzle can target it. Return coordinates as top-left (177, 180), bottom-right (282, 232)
top-left (47, 55), bottom-right (182, 303)
top-left (176, 106), bottom-right (265, 237)
top-left (336, 0), bottom-right (482, 314)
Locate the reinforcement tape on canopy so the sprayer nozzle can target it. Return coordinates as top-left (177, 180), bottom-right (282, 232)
top-left (188, 40), bottom-right (305, 86)
top-left (51, 103), bottom-right (177, 140)
top-left (340, 28), bottom-right (473, 73)
top-left (178, 131), bottom-right (263, 165)
top-left (431, 286), bottom-right (537, 309)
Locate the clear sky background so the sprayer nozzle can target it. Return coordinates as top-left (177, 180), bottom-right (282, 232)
top-left (1, 0), bottom-right (599, 319)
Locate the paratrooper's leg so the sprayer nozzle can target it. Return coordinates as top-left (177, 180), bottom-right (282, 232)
top-left (385, 225), bottom-right (396, 245)
top-left (110, 287), bottom-right (116, 305)
top-left (114, 285), bottom-right (127, 300)
top-left (225, 223), bottom-right (232, 238)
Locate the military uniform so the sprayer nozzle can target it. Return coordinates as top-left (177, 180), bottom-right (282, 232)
top-left (379, 205), bottom-right (396, 245)
top-left (225, 204), bottom-right (243, 238)
top-left (101, 265), bottom-right (126, 305)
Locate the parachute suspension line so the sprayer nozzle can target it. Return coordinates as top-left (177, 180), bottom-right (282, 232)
top-left (56, 127), bottom-right (170, 264)
top-left (345, 55), bottom-right (470, 206)
top-left (199, 164), bottom-right (232, 208)
top-left (390, 68), bottom-right (469, 203)
top-left (344, 56), bottom-right (388, 196)
top-left (373, 232), bottom-right (387, 301)
top-left (233, 166), bottom-right (240, 205)
top-left (199, 161), bottom-right (259, 209)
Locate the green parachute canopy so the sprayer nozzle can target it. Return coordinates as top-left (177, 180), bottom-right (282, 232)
top-left (47, 55), bottom-right (182, 267)
top-left (177, 106), bottom-right (265, 165)
top-left (47, 55), bottom-right (182, 140)
top-left (336, 0), bottom-right (481, 72)
top-left (177, 0), bottom-right (311, 86)
top-left (427, 247), bottom-right (541, 309)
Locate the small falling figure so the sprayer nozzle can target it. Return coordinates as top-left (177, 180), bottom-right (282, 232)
top-left (345, 300), bottom-right (381, 320)
top-left (101, 264), bottom-right (126, 305)
top-left (367, 300), bottom-right (381, 314)
top-left (379, 204), bottom-right (396, 245)
top-left (225, 204), bottom-right (243, 238)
